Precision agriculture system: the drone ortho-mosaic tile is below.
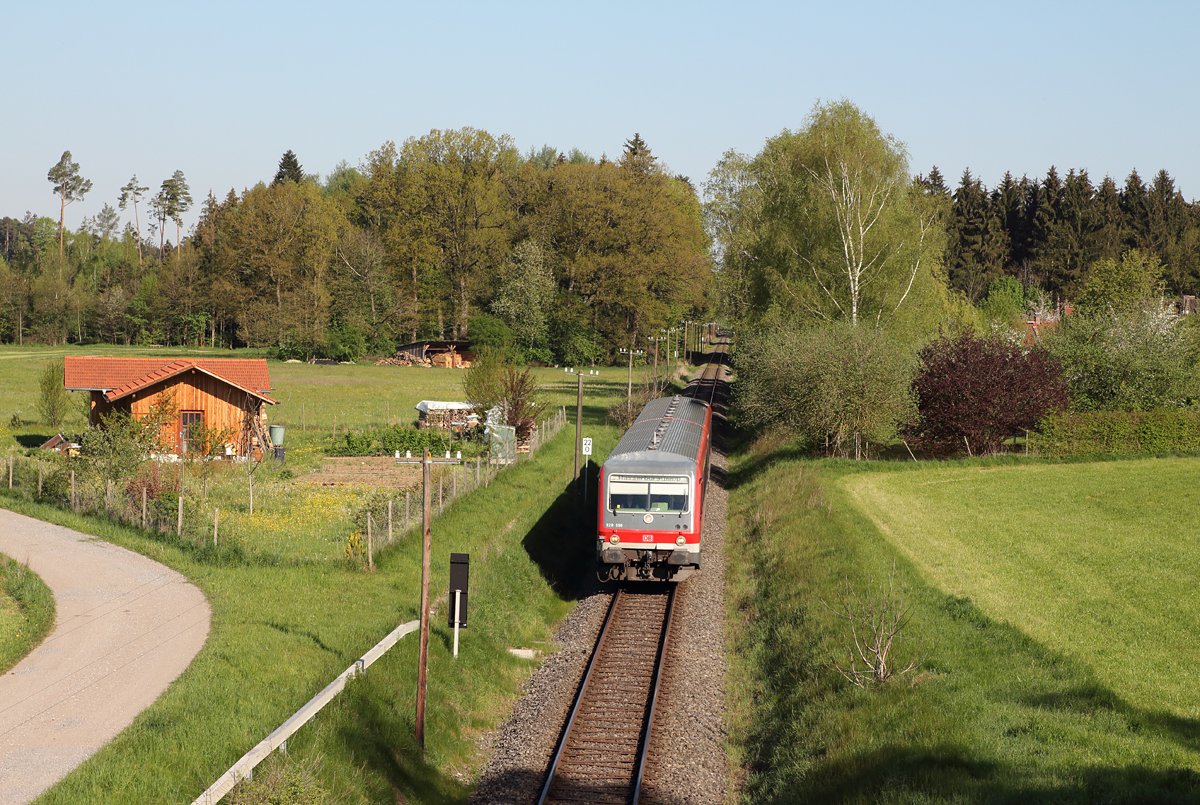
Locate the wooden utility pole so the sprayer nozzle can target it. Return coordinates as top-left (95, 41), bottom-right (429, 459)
top-left (416, 449), bottom-right (432, 749)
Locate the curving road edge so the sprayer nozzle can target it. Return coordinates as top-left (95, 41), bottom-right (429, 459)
top-left (0, 508), bottom-right (210, 805)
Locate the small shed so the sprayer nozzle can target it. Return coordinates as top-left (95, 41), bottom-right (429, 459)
top-left (64, 357), bottom-right (276, 456)
top-left (415, 400), bottom-right (475, 431)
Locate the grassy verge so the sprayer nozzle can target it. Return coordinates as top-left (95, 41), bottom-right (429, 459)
top-left (0, 553), bottom-right (55, 675)
top-left (725, 446), bottom-right (1200, 803)
top-left (0, 417), bottom-right (622, 804)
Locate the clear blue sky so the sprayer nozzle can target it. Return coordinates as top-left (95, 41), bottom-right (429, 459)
top-left (5, 1), bottom-right (1197, 236)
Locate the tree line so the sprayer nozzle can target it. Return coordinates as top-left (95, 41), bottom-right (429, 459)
top-left (0, 133), bottom-right (711, 365)
top-left (926, 164), bottom-right (1199, 303)
top-left (710, 100), bottom-right (1200, 458)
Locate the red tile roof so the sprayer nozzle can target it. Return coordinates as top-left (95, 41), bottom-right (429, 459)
top-left (64, 357), bottom-right (275, 404)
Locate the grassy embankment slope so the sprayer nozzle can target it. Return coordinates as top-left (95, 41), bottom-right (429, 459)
top-left (0, 554), bottom-right (54, 675)
top-left (726, 448), bottom-right (1200, 804)
top-left (0, 344), bottom-right (663, 803)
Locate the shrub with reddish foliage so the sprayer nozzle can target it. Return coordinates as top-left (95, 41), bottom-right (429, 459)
top-left (124, 463), bottom-right (178, 508)
top-left (909, 332), bottom-right (1068, 456)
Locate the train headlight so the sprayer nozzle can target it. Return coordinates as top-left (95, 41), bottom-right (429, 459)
top-left (675, 535), bottom-right (685, 546)
top-left (609, 534), bottom-right (620, 544)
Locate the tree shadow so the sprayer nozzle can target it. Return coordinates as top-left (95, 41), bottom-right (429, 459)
top-left (519, 471), bottom-right (602, 601)
top-left (334, 677), bottom-right (467, 805)
top-left (15, 433), bottom-right (50, 448)
top-left (783, 744), bottom-right (1200, 805)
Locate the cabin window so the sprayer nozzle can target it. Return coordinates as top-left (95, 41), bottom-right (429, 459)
top-left (608, 475), bottom-right (689, 513)
top-left (180, 411), bottom-right (204, 454)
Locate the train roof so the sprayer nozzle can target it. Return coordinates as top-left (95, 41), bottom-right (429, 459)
top-left (605, 395), bottom-right (709, 470)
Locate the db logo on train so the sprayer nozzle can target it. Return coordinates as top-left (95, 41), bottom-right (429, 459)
top-left (642, 535), bottom-right (654, 542)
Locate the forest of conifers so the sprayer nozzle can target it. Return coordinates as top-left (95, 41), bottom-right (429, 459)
top-left (923, 164), bottom-right (1200, 303)
top-left (0, 131), bottom-right (710, 364)
top-left (4, 120), bottom-right (1200, 363)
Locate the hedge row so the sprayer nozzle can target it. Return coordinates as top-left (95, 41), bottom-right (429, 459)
top-left (1035, 409), bottom-right (1200, 456)
top-left (329, 425), bottom-right (459, 457)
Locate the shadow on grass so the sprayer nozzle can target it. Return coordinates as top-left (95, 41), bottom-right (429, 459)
top-left (1025, 686), bottom-right (1200, 754)
top-left (519, 470), bottom-right (597, 601)
top-left (788, 745), bottom-right (1200, 805)
top-left (14, 433), bottom-right (50, 448)
top-left (335, 677), bottom-right (466, 805)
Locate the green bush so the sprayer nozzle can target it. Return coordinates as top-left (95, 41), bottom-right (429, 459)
top-left (1036, 409), bottom-right (1200, 456)
top-left (330, 426), bottom-right (453, 457)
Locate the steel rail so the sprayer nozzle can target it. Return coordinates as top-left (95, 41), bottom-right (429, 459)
top-left (630, 583), bottom-right (678, 804)
top-left (537, 585), bottom-right (677, 805)
top-left (535, 589), bottom-right (622, 805)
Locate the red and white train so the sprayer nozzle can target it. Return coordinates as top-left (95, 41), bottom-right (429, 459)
top-left (596, 394), bottom-right (713, 582)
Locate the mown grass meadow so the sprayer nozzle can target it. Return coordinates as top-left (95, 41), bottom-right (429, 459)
top-left (725, 448), bottom-right (1200, 804)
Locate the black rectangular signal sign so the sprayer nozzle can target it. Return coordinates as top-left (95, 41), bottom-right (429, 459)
top-left (448, 553), bottom-right (469, 627)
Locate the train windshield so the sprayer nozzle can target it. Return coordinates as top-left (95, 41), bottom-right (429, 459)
top-left (608, 475), bottom-right (689, 513)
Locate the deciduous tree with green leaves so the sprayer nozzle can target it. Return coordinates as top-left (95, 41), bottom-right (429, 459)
top-left (705, 100), bottom-right (947, 336)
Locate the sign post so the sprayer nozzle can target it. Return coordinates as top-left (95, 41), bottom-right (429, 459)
top-left (581, 437), bottom-right (593, 503)
top-left (449, 553), bottom-right (469, 659)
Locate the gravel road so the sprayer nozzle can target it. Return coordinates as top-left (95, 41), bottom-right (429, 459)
top-left (0, 508), bottom-right (210, 805)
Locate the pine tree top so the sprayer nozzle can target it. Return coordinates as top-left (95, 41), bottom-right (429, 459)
top-left (273, 150), bottom-right (305, 185)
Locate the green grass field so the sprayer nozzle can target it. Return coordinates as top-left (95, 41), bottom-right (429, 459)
top-left (726, 449), bottom-right (1200, 804)
top-left (845, 459), bottom-right (1200, 719)
top-left (3, 420), bottom-right (620, 804)
top-left (0, 342), bottom-right (669, 440)
top-left (0, 554), bottom-right (54, 675)
top-left (0, 342), bottom-right (663, 803)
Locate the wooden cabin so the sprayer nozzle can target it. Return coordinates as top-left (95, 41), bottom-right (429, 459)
top-left (64, 357), bottom-right (276, 457)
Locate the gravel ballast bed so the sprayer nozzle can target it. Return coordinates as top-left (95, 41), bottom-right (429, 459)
top-left (469, 446), bottom-right (733, 804)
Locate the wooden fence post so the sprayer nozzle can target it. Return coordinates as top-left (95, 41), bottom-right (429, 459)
top-left (366, 514), bottom-right (374, 570)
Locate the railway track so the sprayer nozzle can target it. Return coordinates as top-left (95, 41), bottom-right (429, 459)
top-left (537, 584), bottom-right (677, 805)
top-left (538, 344), bottom-right (727, 805)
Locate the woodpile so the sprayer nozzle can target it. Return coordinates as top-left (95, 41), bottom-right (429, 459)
top-left (375, 354), bottom-right (430, 367)
top-left (375, 345), bottom-right (471, 368)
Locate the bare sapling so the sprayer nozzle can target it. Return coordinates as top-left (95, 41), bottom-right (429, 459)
top-left (827, 561), bottom-right (927, 687)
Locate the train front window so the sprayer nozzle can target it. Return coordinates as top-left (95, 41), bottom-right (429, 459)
top-left (649, 482), bottom-right (688, 512)
top-left (609, 476), bottom-right (689, 513)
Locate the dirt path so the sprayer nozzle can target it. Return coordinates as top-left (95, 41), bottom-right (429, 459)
top-left (0, 509), bottom-right (210, 805)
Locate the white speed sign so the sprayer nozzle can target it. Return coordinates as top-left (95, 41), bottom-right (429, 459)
top-left (582, 437), bottom-right (593, 456)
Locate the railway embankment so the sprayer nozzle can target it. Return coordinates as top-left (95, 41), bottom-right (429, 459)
top-left (724, 449), bottom-right (1200, 803)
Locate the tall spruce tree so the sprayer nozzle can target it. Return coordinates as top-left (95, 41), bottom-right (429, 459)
top-left (273, 150), bottom-right (305, 185)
